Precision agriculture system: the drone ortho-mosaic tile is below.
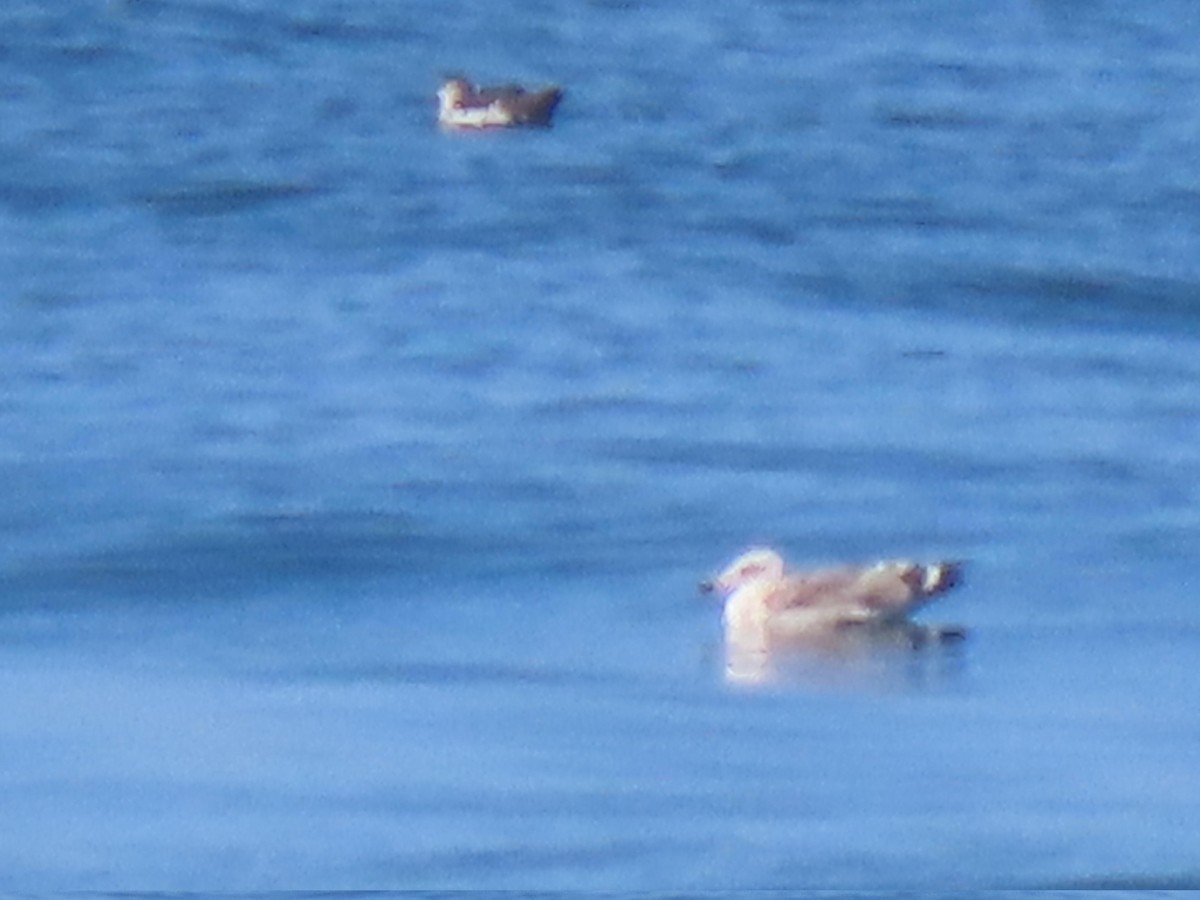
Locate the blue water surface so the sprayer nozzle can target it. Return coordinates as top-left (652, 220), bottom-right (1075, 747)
top-left (2, 0), bottom-right (1200, 890)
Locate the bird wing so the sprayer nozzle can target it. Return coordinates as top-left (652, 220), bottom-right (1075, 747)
top-left (474, 84), bottom-right (528, 104)
top-left (767, 561), bottom-right (959, 624)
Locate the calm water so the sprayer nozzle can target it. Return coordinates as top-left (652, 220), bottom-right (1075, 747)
top-left (3, 0), bottom-right (1200, 891)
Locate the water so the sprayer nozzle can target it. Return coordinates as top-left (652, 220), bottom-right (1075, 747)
top-left (2, 0), bottom-right (1200, 891)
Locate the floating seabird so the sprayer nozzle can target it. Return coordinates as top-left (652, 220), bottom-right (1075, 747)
top-left (701, 547), bottom-right (965, 680)
top-left (436, 76), bottom-right (564, 129)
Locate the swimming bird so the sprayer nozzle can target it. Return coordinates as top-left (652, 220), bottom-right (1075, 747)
top-left (701, 548), bottom-right (965, 663)
top-left (436, 76), bottom-right (563, 129)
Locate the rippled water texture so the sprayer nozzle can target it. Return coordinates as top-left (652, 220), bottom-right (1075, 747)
top-left (2, 0), bottom-right (1200, 890)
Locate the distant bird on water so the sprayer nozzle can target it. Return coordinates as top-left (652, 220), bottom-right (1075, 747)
top-left (436, 76), bottom-right (563, 129)
top-left (701, 547), bottom-right (966, 680)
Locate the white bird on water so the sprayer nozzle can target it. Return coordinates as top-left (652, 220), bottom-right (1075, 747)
top-left (436, 76), bottom-right (563, 129)
top-left (701, 547), bottom-right (966, 682)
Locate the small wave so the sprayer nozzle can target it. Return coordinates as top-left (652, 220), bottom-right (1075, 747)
top-left (138, 180), bottom-right (317, 217)
top-left (257, 659), bottom-right (615, 689)
top-left (0, 182), bottom-right (89, 215)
